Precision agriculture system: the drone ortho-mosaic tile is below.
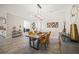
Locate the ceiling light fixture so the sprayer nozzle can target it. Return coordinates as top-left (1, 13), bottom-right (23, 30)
top-left (37, 4), bottom-right (42, 9)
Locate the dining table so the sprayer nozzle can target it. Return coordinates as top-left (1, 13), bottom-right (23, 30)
top-left (26, 34), bottom-right (40, 50)
top-left (26, 32), bottom-right (48, 50)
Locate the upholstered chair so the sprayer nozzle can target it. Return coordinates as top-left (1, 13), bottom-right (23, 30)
top-left (28, 31), bottom-right (34, 35)
top-left (47, 31), bottom-right (51, 44)
top-left (28, 31), bottom-right (36, 46)
top-left (39, 34), bottom-right (49, 49)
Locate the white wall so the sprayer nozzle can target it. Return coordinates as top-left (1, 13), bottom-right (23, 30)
top-left (27, 9), bottom-right (65, 39)
top-left (0, 13), bottom-right (24, 38)
top-left (40, 10), bottom-right (65, 39)
top-left (0, 4), bottom-right (79, 39)
top-left (24, 20), bottom-right (30, 29)
top-left (0, 10), bottom-right (7, 38)
top-left (6, 13), bottom-right (24, 38)
top-left (39, 5), bottom-right (79, 39)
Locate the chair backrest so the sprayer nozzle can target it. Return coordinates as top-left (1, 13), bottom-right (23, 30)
top-left (28, 31), bottom-right (34, 35)
top-left (39, 35), bottom-right (46, 43)
top-left (49, 31), bottom-right (51, 36)
top-left (45, 31), bottom-right (51, 42)
top-left (39, 35), bottom-right (45, 40)
top-left (39, 31), bottom-right (51, 44)
top-left (47, 31), bottom-right (51, 39)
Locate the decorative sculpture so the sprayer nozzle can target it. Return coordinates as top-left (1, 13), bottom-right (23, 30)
top-left (32, 22), bottom-right (36, 30)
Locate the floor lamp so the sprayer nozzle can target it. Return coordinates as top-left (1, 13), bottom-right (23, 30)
top-left (70, 5), bottom-right (79, 41)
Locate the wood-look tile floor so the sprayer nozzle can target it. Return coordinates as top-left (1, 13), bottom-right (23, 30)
top-left (0, 35), bottom-right (79, 54)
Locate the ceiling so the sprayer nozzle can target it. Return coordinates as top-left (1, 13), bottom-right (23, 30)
top-left (0, 4), bottom-right (75, 20)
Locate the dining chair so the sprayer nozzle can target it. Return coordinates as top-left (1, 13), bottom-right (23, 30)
top-left (39, 34), bottom-right (48, 49)
top-left (39, 31), bottom-right (51, 49)
top-left (28, 31), bottom-right (36, 47)
top-left (28, 31), bottom-right (34, 35)
top-left (47, 31), bottom-right (51, 44)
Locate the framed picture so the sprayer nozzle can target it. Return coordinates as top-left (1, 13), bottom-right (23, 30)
top-left (47, 22), bottom-right (59, 28)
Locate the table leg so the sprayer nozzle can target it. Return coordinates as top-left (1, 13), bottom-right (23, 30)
top-left (29, 37), bottom-right (31, 47)
top-left (29, 38), bottom-right (39, 50)
top-left (37, 39), bottom-right (40, 49)
top-left (33, 40), bottom-right (34, 47)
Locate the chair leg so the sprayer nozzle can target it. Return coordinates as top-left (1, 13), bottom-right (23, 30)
top-left (47, 43), bottom-right (49, 47)
top-left (44, 44), bottom-right (47, 49)
top-left (29, 39), bottom-right (31, 47)
top-left (37, 40), bottom-right (40, 49)
top-left (33, 41), bottom-right (34, 47)
top-left (40, 44), bottom-right (42, 48)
